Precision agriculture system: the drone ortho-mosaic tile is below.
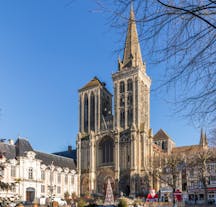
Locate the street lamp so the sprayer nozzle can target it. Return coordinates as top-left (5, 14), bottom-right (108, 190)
top-left (48, 162), bottom-right (56, 203)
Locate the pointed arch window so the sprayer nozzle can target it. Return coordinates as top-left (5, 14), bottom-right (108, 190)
top-left (120, 96), bottom-right (125, 107)
top-left (127, 94), bottom-right (133, 106)
top-left (120, 110), bottom-right (125, 128)
top-left (162, 141), bottom-right (166, 150)
top-left (84, 94), bottom-right (88, 132)
top-left (127, 79), bottom-right (133, 91)
top-left (79, 96), bottom-right (82, 132)
top-left (127, 108), bottom-right (133, 126)
top-left (90, 93), bottom-right (95, 131)
top-left (120, 81), bottom-right (125, 93)
top-left (100, 137), bottom-right (114, 164)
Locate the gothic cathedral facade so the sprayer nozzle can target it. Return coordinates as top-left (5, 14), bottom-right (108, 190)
top-left (77, 7), bottom-right (154, 197)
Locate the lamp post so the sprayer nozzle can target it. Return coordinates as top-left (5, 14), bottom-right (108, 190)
top-left (48, 162), bottom-right (56, 206)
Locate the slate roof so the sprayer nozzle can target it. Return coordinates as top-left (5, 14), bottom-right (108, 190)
top-left (0, 142), bottom-right (16, 159)
top-left (53, 149), bottom-right (77, 161)
top-left (15, 138), bottom-right (33, 156)
top-left (172, 145), bottom-right (202, 154)
top-left (0, 138), bottom-right (76, 170)
top-left (153, 129), bottom-right (174, 142)
top-left (35, 151), bottom-right (76, 170)
top-left (79, 76), bottom-right (112, 95)
top-left (79, 77), bottom-right (103, 91)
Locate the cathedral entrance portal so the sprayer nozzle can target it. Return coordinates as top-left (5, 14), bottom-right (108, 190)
top-left (119, 174), bottom-right (130, 196)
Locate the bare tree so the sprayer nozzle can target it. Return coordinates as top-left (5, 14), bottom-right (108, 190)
top-left (96, 0), bottom-right (216, 126)
top-left (151, 153), bottom-right (185, 205)
top-left (209, 128), bottom-right (216, 146)
top-left (186, 148), bottom-right (216, 205)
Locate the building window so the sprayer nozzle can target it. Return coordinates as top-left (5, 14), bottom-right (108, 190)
top-left (71, 176), bottom-right (74, 185)
top-left (120, 110), bottom-right (125, 128)
top-left (162, 141), bottom-right (166, 150)
top-left (0, 166), bottom-right (4, 177)
top-left (50, 172), bottom-right (53, 183)
top-left (65, 175), bottom-right (68, 184)
top-left (57, 186), bottom-right (61, 194)
top-left (210, 176), bottom-right (216, 185)
top-left (41, 185), bottom-right (45, 193)
top-left (41, 171), bottom-right (45, 181)
top-left (58, 173), bottom-right (61, 184)
top-left (127, 108), bottom-right (133, 126)
top-left (84, 94), bottom-right (88, 132)
top-left (100, 137), bottom-right (114, 164)
top-left (120, 81), bottom-right (125, 93)
top-left (127, 94), bottom-right (133, 106)
top-left (120, 96), bottom-right (125, 107)
top-left (11, 166), bottom-right (16, 177)
top-left (90, 93), bottom-right (95, 131)
top-left (28, 168), bottom-right (33, 179)
top-left (127, 79), bottom-right (133, 91)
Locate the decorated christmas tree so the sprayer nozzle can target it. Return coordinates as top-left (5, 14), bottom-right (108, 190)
top-left (104, 179), bottom-right (114, 206)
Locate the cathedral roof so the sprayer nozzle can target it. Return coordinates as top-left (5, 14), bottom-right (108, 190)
top-left (153, 129), bottom-right (173, 141)
top-left (79, 76), bottom-right (104, 91)
top-left (53, 146), bottom-right (77, 161)
top-left (172, 145), bottom-right (202, 154)
top-left (79, 76), bottom-right (112, 96)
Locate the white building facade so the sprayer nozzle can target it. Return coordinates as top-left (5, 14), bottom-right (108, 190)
top-left (0, 138), bottom-right (78, 203)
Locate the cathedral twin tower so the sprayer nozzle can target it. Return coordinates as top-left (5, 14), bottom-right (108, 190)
top-left (76, 7), bottom-right (153, 196)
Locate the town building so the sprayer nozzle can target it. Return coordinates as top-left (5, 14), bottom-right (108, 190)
top-left (154, 128), bottom-right (216, 203)
top-left (0, 138), bottom-right (77, 203)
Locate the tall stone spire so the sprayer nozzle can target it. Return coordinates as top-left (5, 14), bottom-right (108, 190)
top-left (119, 3), bottom-right (144, 70)
top-left (199, 128), bottom-right (208, 148)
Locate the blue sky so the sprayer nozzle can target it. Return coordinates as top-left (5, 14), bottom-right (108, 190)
top-left (0, 0), bottom-right (201, 153)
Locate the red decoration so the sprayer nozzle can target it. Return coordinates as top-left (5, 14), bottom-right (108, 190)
top-left (146, 189), bottom-right (158, 202)
top-left (174, 189), bottom-right (182, 201)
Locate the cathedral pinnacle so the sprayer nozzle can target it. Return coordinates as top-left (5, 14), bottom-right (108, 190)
top-left (119, 3), bottom-right (144, 70)
top-left (199, 128), bottom-right (208, 147)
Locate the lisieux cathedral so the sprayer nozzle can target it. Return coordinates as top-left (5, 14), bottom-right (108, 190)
top-left (77, 7), bottom-right (158, 196)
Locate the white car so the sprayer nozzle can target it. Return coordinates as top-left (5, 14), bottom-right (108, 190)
top-left (9, 203), bottom-right (16, 207)
top-left (53, 197), bottom-right (67, 206)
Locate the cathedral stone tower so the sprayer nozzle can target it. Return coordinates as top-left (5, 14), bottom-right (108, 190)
top-left (112, 5), bottom-right (153, 196)
top-left (77, 6), bottom-right (153, 197)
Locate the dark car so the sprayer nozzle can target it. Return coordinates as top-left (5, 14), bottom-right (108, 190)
top-left (208, 199), bottom-right (215, 205)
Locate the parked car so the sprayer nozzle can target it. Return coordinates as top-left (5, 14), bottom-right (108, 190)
top-left (53, 198), bottom-right (67, 206)
top-left (8, 203), bottom-right (16, 207)
top-left (39, 196), bottom-right (46, 205)
top-left (208, 199), bottom-right (215, 205)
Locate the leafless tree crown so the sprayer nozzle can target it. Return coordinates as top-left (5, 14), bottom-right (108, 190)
top-left (96, 0), bottom-right (216, 127)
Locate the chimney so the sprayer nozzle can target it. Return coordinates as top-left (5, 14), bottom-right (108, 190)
top-left (8, 139), bottom-right (14, 145)
top-left (68, 145), bottom-right (72, 152)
